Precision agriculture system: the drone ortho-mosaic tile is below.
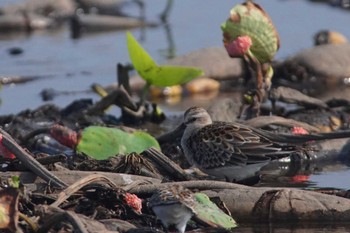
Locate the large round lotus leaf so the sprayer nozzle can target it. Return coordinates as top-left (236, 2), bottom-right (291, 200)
top-left (221, 1), bottom-right (279, 63)
top-left (194, 193), bottom-right (237, 229)
top-left (76, 126), bottom-right (160, 160)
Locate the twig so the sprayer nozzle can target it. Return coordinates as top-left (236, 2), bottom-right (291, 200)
top-left (126, 180), bottom-right (245, 195)
top-left (35, 154), bottom-right (67, 165)
top-left (14, 154), bottom-right (67, 171)
top-left (117, 63), bottom-right (132, 95)
top-left (18, 212), bottom-right (38, 232)
top-left (51, 174), bottom-right (120, 208)
top-left (142, 147), bottom-right (189, 181)
top-left (86, 85), bottom-right (137, 115)
top-left (36, 205), bottom-right (88, 233)
top-left (0, 128), bottom-right (67, 189)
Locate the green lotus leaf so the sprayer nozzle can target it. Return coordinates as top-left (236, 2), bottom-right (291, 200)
top-left (76, 126), bottom-right (160, 160)
top-left (126, 31), bottom-right (157, 84)
top-left (193, 193), bottom-right (237, 229)
top-left (127, 32), bottom-right (203, 87)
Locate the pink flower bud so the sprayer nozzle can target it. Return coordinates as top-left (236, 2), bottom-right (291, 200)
top-left (224, 35), bottom-right (252, 57)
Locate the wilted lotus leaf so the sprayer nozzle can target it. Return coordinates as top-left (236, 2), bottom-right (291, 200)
top-left (0, 188), bottom-right (20, 231)
top-left (221, 1), bottom-right (279, 64)
top-left (193, 193), bottom-right (237, 229)
top-left (76, 126), bottom-right (160, 160)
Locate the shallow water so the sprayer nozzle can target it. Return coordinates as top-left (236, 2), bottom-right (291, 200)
top-left (1, 0), bottom-right (350, 114)
top-left (1, 0), bottom-right (350, 190)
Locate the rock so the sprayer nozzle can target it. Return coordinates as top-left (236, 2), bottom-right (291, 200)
top-left (206, 98), bottom-right (241, 122)
top-left (150, 85), bottom-right (183, 98)
top-left (185, 77), bottom-right (220, 94)
top-left (0, 0), bottom-right (75, 32)
top-left (314, 30), bottom-right (348, 46)
top-left (165, 47), bottom-right (246, 81)
top-left (70, 14), bottom-right (155, 33)
top-left (0, 13), bottom-right (55, 31)
top-left (0, 0), bottom-right (76, 18)
top-left (273, 44), bottom-right (350, 97)
top-left (290, 44), bottom-right (350, 78)
top-left (75, 0), bottom-right (125, 15)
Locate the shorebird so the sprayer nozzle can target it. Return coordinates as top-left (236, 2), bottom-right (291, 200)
top-left (149, 184), bottom-right (195, 233)
top-left (180, 106), bottom-right (350, 183)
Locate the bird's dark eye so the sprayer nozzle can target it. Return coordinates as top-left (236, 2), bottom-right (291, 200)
top-left (186, 117), bottom-right (197, 124)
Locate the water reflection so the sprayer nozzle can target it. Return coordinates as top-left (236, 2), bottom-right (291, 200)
top-left (258, 160), bottom-right (350, 189)
top-left (231, 222), bottom-right (350, 233)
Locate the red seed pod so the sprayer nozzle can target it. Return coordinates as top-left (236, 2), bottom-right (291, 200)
top-left (0, 134), bottom-right (15, 159)
top-left (124, 192), bottom-right (142, 214)
top-left (292, 126), bottom-right (309, 135)
top-left (49, 124), bottom-right (78, 149)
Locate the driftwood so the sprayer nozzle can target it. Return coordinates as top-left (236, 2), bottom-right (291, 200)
top-left (269, 86), bottom-right (328, 109)
top-left (0, 170), bottom-right (161, 192)
top-left (36, 205), bottom-right (120, 233)
top-left (244, 115), bottom-right (320, 133)
top-left (204, 187), bottom-right (350, 223)
top-left (128, 180), bottom-right (350, 223)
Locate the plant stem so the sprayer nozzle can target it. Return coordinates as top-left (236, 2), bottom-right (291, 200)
top-left (19, 212), bottom-right (38, 232)
top-left (0, 128), bottom-right (67, 189)
top-left (140, 82), bottom-right (151, 106)
top-left (160, 0), bottom-right (173, 22)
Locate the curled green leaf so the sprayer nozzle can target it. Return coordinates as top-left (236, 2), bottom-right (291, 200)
top-left (194, 193), bottom-right (237, 229)
top-left (127, 32), bottom-right (203, 87)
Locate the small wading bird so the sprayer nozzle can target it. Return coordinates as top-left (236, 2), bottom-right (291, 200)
top-left (179, 106), bottom-right (350, 183)
top-left (149, 184), bottom-right (195, 233)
